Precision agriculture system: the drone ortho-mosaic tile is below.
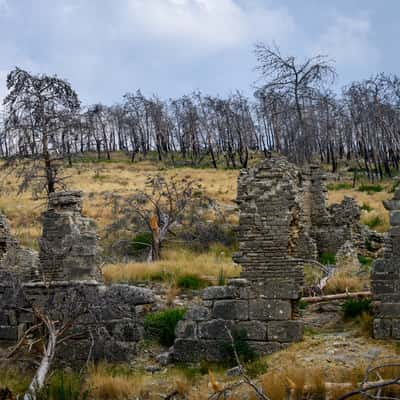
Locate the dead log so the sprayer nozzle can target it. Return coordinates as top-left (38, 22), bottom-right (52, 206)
top-left (302, 291), bottom-right (371, 304)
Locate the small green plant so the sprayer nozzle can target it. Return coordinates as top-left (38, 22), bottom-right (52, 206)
top-left (217, 268), bottom-right (226, 286)
top-left (176, 274), bottom-right (208, 290)
top-left (299, 299), bottom-right (308, 310)
top-left (363, 216), bottom-right (383, 229)
top-left (365, 239), bottom-right (374, 252)
top-left (245, 358), bottom-right (269, 378)
top-left (319, 252), bottom-right (336, 265)
top-left (326, 182), bottom-right (353, 191)
top-left (358, 184), bottom-right (383, 193)
top-left (358, 255), bottom-right (373, 266)
top-left (342, 298), bottom-right (372, 319)
top-left (36, 372), bottom-right (89, 400)
top-left (131, 232), bottom-right (152, 252)
top-left (144, 308), bottom-right (186, 346)
top-left (360, 203), bottom-right (373, 212)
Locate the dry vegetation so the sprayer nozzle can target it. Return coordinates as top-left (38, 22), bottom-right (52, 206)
top-left (102, 246), bottom-right (240, 285)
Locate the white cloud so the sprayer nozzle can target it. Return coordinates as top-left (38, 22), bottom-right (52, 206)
top-left (125, 0), bottom-right (295, 53)
top-left (311, 15), bottom-right (380, 66)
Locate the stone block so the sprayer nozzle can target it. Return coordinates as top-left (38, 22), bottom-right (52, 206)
top-left (248, 341), bottom-right (282, 357)
top-left (202, 286), bottom-right (238, 300)
top-left (175, 320), bottom-right (197, 339)
top-left (212, 300), bottom-right (248, 320)
top-left (257, 280), bottom-right (301, 300)
top-left (249, 299), bottom-right (291, 321)
top-left (376, 303), bottom-right (400, 318)
top-left (373, 318), bottom-right (392, 339)
top-left (0, 326), bottom-right (18, 340)
top-left (267, 321), bottom-right (303, 343)
top-left (390, 211), bottom-right (400, 226)
top-left (237, 321), bottom-right (267, 341)
top-left (392, 320), bottom-right (400, 339)
top-left (185, 306), bottom-right (210, 321)
top-left (198, 319), bottom-right (234, 339)
top-left (173, 339), bottom-right (205, 362)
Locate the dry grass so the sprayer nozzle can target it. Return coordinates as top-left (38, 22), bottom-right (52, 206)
top-left (0, 159), bottom-right (239, 247)
top-left (87, 364), bottom-right (150, 399)
top-left (102, 246), bottom-right (240, 284)
top-left (323, 270), bottom-right (367, 294)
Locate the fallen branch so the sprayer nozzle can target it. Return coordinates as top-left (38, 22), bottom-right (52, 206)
top-left (302, 291), bottom-right (371, 304)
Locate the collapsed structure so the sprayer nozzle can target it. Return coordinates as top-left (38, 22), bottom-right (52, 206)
top-left (0, 191), bottom-right (153, 363)
top-left (372, 187), bottom-right (400, 339)
top-left (172, 156), bottom-right (370, 362)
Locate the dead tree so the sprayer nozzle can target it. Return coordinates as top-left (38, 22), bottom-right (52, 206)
top-left (109, 174), bottom-right (202, 262)
top-left (3, 67), bottom-right (80, 196)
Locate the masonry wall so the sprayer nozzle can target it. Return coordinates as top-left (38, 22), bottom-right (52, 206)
top-left (372, 188), bottom-right (400, 339)
top-left (0, 191), bottom-right (153, 363)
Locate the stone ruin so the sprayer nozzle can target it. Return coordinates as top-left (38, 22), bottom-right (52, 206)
top-left (372, 187), bottom-right (400, 339)
top-left (0, 191), bottom-right (153, 363)
top-left (171, 156), bottom-right (371, 362)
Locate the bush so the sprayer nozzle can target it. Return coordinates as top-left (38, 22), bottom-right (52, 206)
top-left (176, 274), bottom-right (209, 290)
top-left (358, 255), bottom-right (373, 266)
top-left (217, 268), bottom-right (226, 286)
top-left (319, 252), bottom-right (336, 265)
top-left (363, 216), bottom-right (383, 229)
top-left (144, 308), bottom-right (186, 346)
top-left (342, 298), bottom-right (372, 319)
top-left (131, 232), bottom-right (152, 252)
top-left (358, 184), bottom-right (383, 193)
top-left (360, 203), bottom-right (373, 212)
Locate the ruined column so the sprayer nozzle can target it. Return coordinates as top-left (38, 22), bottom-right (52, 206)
top-left (372, 188), bottom-right (400, 339)
top-left (38, 191), bottom-right (101, 282)
top-left (233, 156), bottom-right (304, 297)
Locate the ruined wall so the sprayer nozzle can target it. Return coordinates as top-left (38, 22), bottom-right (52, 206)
top-left (173, 157), bottom-right (305, 362)
top-left (0, 191), bottom-right (153, 363)
top-left (39, 191), bottom-right (101, 282)
top-left (372, 188), bottom-right (400, 339)
top-left (233, 157), bottom-right (304, 296)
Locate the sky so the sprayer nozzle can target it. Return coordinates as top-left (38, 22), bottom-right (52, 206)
top-left (0, 0), bottom-right (396, 105)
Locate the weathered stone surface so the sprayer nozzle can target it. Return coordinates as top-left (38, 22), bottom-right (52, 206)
top-left (237, 321), bottom-right (267, 341)
top-left (249, 299), bottom-right (291, 321)
top-left (173, 339), bottom-right (206, 362)
top-left (176, 320), bottom-right (197, 339)
top-left (0, 326), bottom-right (18, 340)
top-left (212, 300), bottom-right (248, 320)
top-left (185, 306), bottom-right (210, 321)
top-left (267, 321), bottom-right (303, 343)
top-left (198, 319), bottom-right (234, 339)
top-left (248, 341), bottom-right (282, 356)
top-left (202, 286), bottom-right (238, 300)
top-left (373, 319), bottom-right (392, 339)
top-left (390, 211), bottom-right (400, 226)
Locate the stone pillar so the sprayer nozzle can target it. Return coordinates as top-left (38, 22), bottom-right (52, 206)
top-left (372, 188), bottom-right (400, 339)
top-left (0, 213), bottom-right (17, 258)
top-left (38, 191), bottom-right (101, 282)
top-left (233, 156), bottom-right (304, 298)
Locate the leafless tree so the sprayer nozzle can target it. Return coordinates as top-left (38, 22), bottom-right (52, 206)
top-left (2, 67), bottom-right (80, 195)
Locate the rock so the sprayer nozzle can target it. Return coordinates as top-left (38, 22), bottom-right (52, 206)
top-left (156, 352), bottom-right (173, 366)
top-left (226, 367), bottom-right (241, 377)
top-left (145, 365), bottom-right (161, 373)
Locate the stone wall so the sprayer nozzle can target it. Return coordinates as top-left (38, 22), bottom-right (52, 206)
top-left (0, 191), bottom-right (154, 363)
top-left (372, 188), bottom-right (400, 339)
top-left (173, 279), bottom-right (303, 362)
top-left (172, 156), bottom-right (371, 362)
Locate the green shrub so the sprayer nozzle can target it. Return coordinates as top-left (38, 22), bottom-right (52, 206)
top-left (358, 184), bottom-right (383, 193)
top-left (326, 182), bottom-right (353, 191)
top-left (358, 255), bottom-right (373, 266)
top-left (217, 268), bottom-right (226, 286)
top-left (36, 372), bottom-right (89, 400)
top-left (365, 239), bottom-right (374, 252)
top-left (144, 308), bottom-right (186, 346)
top-left (299, 299), bottom-right (308, 310)
top-left (363, 216), bottom-right (382, 229)
top-left (360, 203), bottom-right (373, 212)
top-left (319, 252), bottom-right (336, 265)
top-left (131, 232), bottom-right (152, 252)
top-left (342, 298), bottom-right (372, 319)
top-left (219, 329), bottom-right (257, 366)
top-left (176, 274), bottom-right (208, 290)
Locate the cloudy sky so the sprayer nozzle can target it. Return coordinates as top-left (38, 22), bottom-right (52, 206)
top-left (0, 0), bottom-right (395, 105)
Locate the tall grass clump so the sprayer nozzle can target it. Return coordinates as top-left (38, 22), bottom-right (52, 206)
top-left (144, 308), bottom-right (186, 346)
top-left (358, 183), bottom-right (384, 193)
top-left (342, 298), bottom-right (372, 319)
